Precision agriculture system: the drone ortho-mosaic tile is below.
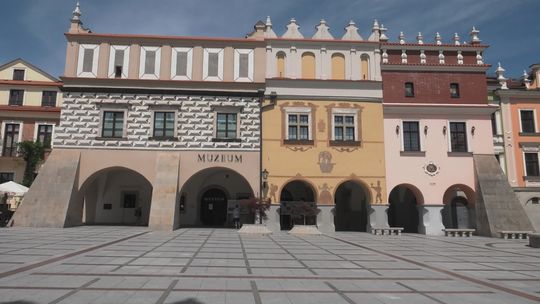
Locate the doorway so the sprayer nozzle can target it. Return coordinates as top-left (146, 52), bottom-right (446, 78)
top-left (200, 188), bottom-right (228, 226)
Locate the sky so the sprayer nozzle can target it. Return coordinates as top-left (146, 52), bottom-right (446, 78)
top-left (0, 0), bottom-right (538, 79)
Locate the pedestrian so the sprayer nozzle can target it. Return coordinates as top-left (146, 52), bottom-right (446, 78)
top-left (233, 204), bottom-right (241, 229)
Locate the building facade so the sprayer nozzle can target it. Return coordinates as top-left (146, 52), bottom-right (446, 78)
top-left (13, 4), bottom-right (265, 230)
top-left (0, 59), bottom-right (62, 185)
top-left (381, 30), bottom-right (496, 235)
top-left (495, 63), bottom-right (540, 231)
top-left (262, 19), bottom-right (386, 233)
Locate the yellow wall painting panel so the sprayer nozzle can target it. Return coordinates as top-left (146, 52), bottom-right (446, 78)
top-left (331, 53), bottom-right (345, 80)
top-left (361, 55), bottom-right (370, 80)
top-left (276, 53), bottom-right (286, 78)
top-left (301, 52), bottom-right (316, 79)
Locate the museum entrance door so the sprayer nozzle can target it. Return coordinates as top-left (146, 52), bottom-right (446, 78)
top-left (200, 188), bottom-right (228, 226)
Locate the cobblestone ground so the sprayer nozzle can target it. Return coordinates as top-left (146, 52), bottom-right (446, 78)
top-left (0, 227), bottom-right (539, 304)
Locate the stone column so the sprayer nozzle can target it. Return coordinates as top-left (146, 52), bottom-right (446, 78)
top-left (148, 152), bottom-right (180, 231)
top-left (369, 204), bottom-right (389, 232)
top-left (421, 205), bottom-right (445, 236)
top-left (317, 205), bottom-right (335, 234)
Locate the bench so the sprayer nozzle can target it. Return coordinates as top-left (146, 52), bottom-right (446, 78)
top-left (500, 231), bottom-right (532, 240)
top-left (372, 227), bottom-right (404, 236)
top-left (529, 233), bottom-right (540, 248)
top-left (442, 228), bottom-right (475, 237)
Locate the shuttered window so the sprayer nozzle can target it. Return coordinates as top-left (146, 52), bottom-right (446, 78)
top-left (208, 53), bottom-right (219, 77)
top-left (176, 52), bottom-right (188, 76)
top-left (145, 51), bottom-right (156, 75)
top-left (82, 49), bottom-right (94, 72)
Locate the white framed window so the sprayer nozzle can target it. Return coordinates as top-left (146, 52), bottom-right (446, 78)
top-left (139, 46), bottom-right (161, 79)
top-left (98, 108), bottom-right (128, 139)
top-left (519, 109), bottom-right (537, 133)
top-left (77, 44), bottom-right (99, 77)
top-left (33, 122), bottom-right (55, 148)
top-left (12, 68), bottom-right (26, 81)
top-left (447, 121), bottom-right (470, 152)
top-left (150, 109), bottom-right (177, 139)
top-left (203, 48), bottom-right (224, 81)
top-left (212, 106), bottom-right (241, 140)
top-left (400, 120), bottom-right (423, 152)
top-left (108, 45), bottom-right (130, 79)
top-left (171, 47), bottom-right (193, 80)
top-left (331, 108), bottom-right (358, 142)
top-left (234, 49), bottom-right (254, 82)
top-left (523, 151), bottom-right (540, 177)
top-left (285, 107), bottom-right (312, 141)
top-left (1, 121), bottom-right (22, 157)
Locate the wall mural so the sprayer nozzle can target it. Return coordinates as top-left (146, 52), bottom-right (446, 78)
top-left (318, 151), bottom-right (335, 173)
top-left (318, 183), bottom-right (333, 204)
top-left (370, 180), bottom-right (383, 204)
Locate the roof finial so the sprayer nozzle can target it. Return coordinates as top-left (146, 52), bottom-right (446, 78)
top-left (368, 19), bottom-right (380, 41)
top-left (523, 70), bottom-right (531, 88)
top-left (342, 20), bottom-right (363, 41)
top-left (496, 62), bottom-right (508, 89)
top-left (470, 26), bottom-right (481, 44)
top-left (313, 19), bottom-right (333, 39)
top-left (399, 31), bottom-right (405, 44)
top-left (453, 33), bottom-right (461, 45)
top-left (435, 32), bottom-right (442, 45)
top-left (282, 18), bottom-right (304, 39)
top-left (264, 16), bottom-right (277, 38)
top-left (379, 23), bottom-right (389, 42)
top-left (416, 32), bottom-right (424, 44)
top-left (71, 1), bottom-right (81, 22)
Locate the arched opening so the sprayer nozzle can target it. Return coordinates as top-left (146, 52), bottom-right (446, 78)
top-left (81, 167), bottom-right (153, 226)
top-left (279, 180), bottom-right (317, 230)
top-left (331, 53), bottom-right (345, 80)
top-left (442, 184), bottom-right (475, 229)
top-left (388, 184), bottom-right (423, 233)
top-left (334, 180), bottom-right (370, 231)
top-left (361, 54), bottom-right (370, 80)
top-left (276, 52), bottom-right (286, 77)
top-left (179, 167), bottom-right (254, 227)
top-left (301, 52), bottom-right (316, 79)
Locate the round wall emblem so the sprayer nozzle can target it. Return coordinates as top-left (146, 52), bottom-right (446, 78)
top-left (424, 162), bottom-right (440, 176)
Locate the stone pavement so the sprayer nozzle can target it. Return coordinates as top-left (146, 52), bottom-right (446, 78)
top-left (0, 227), bottom-right (539, 304)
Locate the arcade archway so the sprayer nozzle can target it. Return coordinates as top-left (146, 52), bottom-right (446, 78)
top-left (442, 184), bottom-right (475, 229)
top-left (334, 180), bottom-right (370, 232)
top-left (80, 167), bottom-right (153, 226)
top-left (388, 184), bottom-right (423, 233)
top-left (179, 167), bottom-right (254, 227)
top-left (279, 180), bottom-right (317, 230)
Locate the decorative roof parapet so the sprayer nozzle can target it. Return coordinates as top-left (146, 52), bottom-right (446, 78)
top-left (435, 32), bottom-right (442, 45)
top-left (379, 24), bottom-right (389, 42)
top-left (453, 33), bottom-right (461, 45)
top-left (398, 31), bottom-right (405, 44)
top-left (496, 62), bottom-right (508, 89)
top-left (416, 32), bottom-right (424, 44)
top-left (264, 16), bottom-right (277, 38)
top-left (342, 20), bottom-right (363, 41)
top-left (312, 19), bottom-right (334, 39)
top-left (282, 18), bottom-right (304, 39)
top-left (523, 70), bottom-right (531, 89)
top-left (368, 19), bottom-right (380, 41)
top-left (470, 26), bottom-right (481, 44)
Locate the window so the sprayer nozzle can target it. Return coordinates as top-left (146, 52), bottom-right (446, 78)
top-left (77, 44), bottom-right (99, 77)
top-left (9, 90), bottom-right (24, 105)
top-left (216, 113), bottom-right (237, 139)
top-left (122, 192), bottom-right (137, 208)
top-left (491, 112), bottom-right (498, 135)
top-left (234, 49), bottom-right (254, 82)
top-left (12, 69), bottom-right (25, 80)
top-left (139, 46), bottom-right (161, 79)
top-left (450, 122), bottom-right (468, 152)
top-left (276, 52), bottom-right (286, 77)
top-left (405, 82), bottom-right (414, 97)
top-left (331, 53), bottom-right (345, 80)
top-left (36, 124), bottom-right (53, 147)
top-left (0, 172), bottom-right (14, 183)
top-left (301, 52), bottom-right (316, 79)
top-left (334, 115), bottom-right (355, 141)
top-left (361, 54), bottom-right (370, 80)
top-left (203, 48), bottom-right (224, 81)
top-left (450, 83), bottom-right (460, 98)
top-left (2, 123), bottom-right (20, 157)
top-left (403, 121), bottom-right (420, 151)
top-left (41, 91), bottom-right (57, 107)
top-left (102, 111), bottom-right (124, 138)
top-left (153, 112), bottom-right (175, 138)
top-left (520, 110), bottom-right (536, 133)
top-left (171, 47), bottom-right (192, 80)
top-left (108, 45), bottom-right (130, 78)
top-left (525, 153), bottom-right (540, 176)
top-left (288, 114), bottom-right (310, 140)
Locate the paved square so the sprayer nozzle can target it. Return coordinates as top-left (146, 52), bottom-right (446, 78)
top-left (0, 227), bottom-right (539, 304)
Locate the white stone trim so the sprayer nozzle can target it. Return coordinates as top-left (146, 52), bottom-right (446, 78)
top-left (11, 66), bottom-right (27, 81)
top-left (234, 49), bottom-right (254, 82)
top-left (519, 108), bottom-right (537, 133)
top-left (171, 47), bottom-right (193, 80)
top-left (33, 122), bottom-right (56, 148)
top-left (331, 108), bottom-right (358, 141)
top-left (108, 45), bottom-right (130, 79)
top-left (284, 107), bottom-right (312, 140)
top-left (139, 46), bottom-right (161, 80)
top-left (77, 44), bottom-right (99, 78)
top-left (0, 120), bottom-right (23, 157)
top-left (203, 48), bottom-right (224, 81)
